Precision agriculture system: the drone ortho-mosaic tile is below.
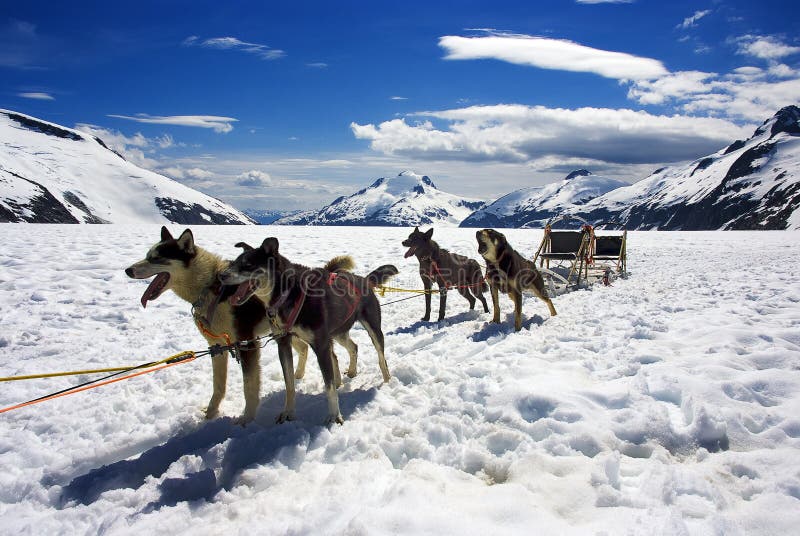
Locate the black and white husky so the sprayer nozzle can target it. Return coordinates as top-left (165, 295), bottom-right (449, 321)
top-left (124, 226), bottom-right (354, 424)
top-left (219, 237), bottom-right (398, 424)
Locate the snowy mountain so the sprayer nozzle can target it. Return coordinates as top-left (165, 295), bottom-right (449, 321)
top-left (243, 208), bottom-right (299, 225)
top-left (275, 170), bottom-right (485, 226)
top-left (0, 109), bottom-right (253, 224)
top-left (460, 170), bottom-right (629, 228)
top-left (575, 106), bottom-right (800, 230)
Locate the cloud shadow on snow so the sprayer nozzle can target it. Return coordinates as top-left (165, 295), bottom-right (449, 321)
top-left (56, 387), bottom-right (377, 510)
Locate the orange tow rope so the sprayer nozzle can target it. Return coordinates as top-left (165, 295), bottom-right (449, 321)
top-left (0, 352), bottom-right (198, 415)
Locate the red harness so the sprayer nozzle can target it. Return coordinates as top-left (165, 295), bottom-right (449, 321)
top-left (328, 272), bottom-right (362, 323)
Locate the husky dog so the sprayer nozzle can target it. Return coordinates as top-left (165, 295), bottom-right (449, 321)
top-left (402, 227), bottom-right (489, 321)
top-left (124, 226), bottom-right (351, 424)
top-left (476, 229), bottom-right (557, 331)
top-left (219, 237), bottom-right (398, 424)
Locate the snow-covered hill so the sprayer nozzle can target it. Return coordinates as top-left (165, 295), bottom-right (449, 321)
top-left (275, 171), bottom-right (485, 226)
top-left (460, 170), bottom-right (629, 228)
top-left (0, 109), bottom-right (253, 224)
top-left (575, 106), bottom-right (800, 230)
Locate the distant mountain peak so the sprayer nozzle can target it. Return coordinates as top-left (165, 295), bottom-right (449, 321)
top-left (769, 105), bottom-right (800, 138)
top-left (276, 171), bottom-right (482, 227)
top-left (753, 104), bottom-right (800, 139)
top-left (564, 169), bottom-right (592, 181)
top-left (460, 169), bottom-right (627, 228)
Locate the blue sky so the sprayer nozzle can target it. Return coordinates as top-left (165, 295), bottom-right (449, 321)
top-left (2, 0), bottom-right (799, 211)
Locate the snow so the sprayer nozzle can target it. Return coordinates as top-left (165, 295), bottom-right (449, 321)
top-left (1, 224), bottom-right (800, 535)
top-left (0, 110), bottom-right (252, 224)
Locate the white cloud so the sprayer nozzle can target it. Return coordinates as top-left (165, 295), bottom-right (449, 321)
top-left (626, 71), bottom-right (717, 105)
top-left (628, 65), bottom-right (800, 121)
top-left (17, 92), bottom-right (54, 100)
top-left (439, 33), bottom-right (667, 81)
top-left (390, 96), bottom-right (409, 100)
top-left (74, 124), bottom-right (159, 168)
top-left (236, 170), bottom-right (272, 187)
top-left (677, 10), bottom-right (711, 30)
top-left (183, 36), bottom-right (285, 60)
top-left (735, 35), bottom-right (800, 60)
top-left (107, 114), bottom-right (237, 133)
top-left (351, 105), bottom-right (752, 166)
top-left (306, 62), bottom-right (328, 68)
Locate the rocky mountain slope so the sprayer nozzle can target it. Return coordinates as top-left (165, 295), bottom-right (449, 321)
top-left (574, 106), bottom-right (800, 230)
top-left (0, 109), bottom-right (253, 224)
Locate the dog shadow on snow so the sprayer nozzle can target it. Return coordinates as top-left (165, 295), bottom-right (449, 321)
top-left (470, 314), bottom-right (545, 342)
top-left (55, 386), bottom-right (377, 511)
top-left (387, 310), bottom-right (483, 336)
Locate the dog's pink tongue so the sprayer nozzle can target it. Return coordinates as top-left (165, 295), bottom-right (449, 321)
top-left (230, 281), bottom-right (252, 306)
top-left (140, 273), bottom-right (169, 308)
top-left (404, 246), bottom-right (416, 258)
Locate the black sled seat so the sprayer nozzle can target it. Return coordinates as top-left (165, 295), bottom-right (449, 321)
top-left (592, 231), bottom-right (627, 274)
top-left (533, 227), bottom-right (594, 286)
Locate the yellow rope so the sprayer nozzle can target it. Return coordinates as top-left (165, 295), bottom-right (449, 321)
top-left (374, 285), bottom-right (436, 296)
top-left (0, 351), bottom-right (195, 382)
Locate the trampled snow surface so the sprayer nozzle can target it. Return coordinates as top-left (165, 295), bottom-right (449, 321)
top-left (1, 225), bottom-right (799, 535)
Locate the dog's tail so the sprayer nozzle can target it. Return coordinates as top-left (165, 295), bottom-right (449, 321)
top-left (366, 264), bottom-right (399, 288)
top-left (325, 255), bottom-right (355, 273)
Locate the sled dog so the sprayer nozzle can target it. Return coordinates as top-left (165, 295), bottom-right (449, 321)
top-left (124, 226), bottom-right (353, 423)
top-left (219, 237), bottom-right (398, 424)
top-left (402, 227), bottom-right (489, 321)
top-left (476, 229), bottom-right (557, 331)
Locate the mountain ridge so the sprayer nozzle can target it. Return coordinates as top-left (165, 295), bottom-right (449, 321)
top-left (0, 109), bottom-right (253, 225)
top-left (275, 170), bottom-right (485, 227)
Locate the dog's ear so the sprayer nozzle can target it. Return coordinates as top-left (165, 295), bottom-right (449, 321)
top-left (424, 228), bottom-right (434, 239)
top-left (235, 242), bottom-right (254, 251)
top-left (161, 226), bottom-right (173, 242)
top-left (261, 237), bottom-right (279, 254)
top-left (414, 226), bottom-right (419, 233)
top-left (177, 229), bottom-right (195, 255)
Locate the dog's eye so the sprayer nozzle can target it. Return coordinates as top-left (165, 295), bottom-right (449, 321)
top-left (147, 255), bottom-right (168, 265)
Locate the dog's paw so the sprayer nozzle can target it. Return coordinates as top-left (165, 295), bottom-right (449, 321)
top-left (346, 368), bottom-right (357, 378)
top-left (275, 411), bottom-right (295, 424)
top-left (421, 315), bottom-right (430, 321)
top-left (325, 413), bottom-right (344, 426)
top-left (204, 407), bottom-right (220, 420)
top-left (233, 413), bottom-right (255, 426)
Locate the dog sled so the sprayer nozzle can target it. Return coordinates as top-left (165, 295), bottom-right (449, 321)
top-left (532, 216), bottom-right (627, 293)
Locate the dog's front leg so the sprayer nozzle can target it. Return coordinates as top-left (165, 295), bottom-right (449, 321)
top-left (314, 340), bottom-right (343, 425)
top-left (276, 337), bottom-right (296, 423)
top-left (437, 284), bottom-right (447, 321)
top-left (237, 346), bottom-right (261, 424)
top-left (422, 278), bottom-right (432, 321)
top-left (510, 289), bottom-right (523, 331)
top-left (205, 351), bottom-right (228, 419)
top-left (490, 284), bottom-right (501, 324)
